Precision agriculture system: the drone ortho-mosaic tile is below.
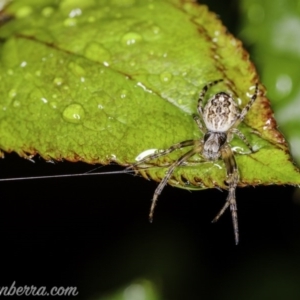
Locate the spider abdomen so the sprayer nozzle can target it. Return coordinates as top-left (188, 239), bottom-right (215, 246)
top-left (203, 92), bottom-right (239, 132)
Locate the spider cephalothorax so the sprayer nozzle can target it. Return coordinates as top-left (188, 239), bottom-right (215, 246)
top-left (130, 79), bottom-right (259, 244)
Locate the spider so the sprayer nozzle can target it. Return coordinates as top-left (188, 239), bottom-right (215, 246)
top-left (129, 79), bottom-right (259, 244)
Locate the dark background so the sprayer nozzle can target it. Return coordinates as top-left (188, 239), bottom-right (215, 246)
top-left (1, 1), bottom-right (300, 299)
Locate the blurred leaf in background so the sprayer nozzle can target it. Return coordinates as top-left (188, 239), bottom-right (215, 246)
top-left (93, 280), bottom-right (161, 300)
top-left (239, 0), bottom-right (300, 165)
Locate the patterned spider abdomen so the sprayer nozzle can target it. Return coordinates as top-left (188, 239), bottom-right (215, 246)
top-left (202, 131), bottom-right (227, 160)
top-left (203, 92), bottom-right (239, 132)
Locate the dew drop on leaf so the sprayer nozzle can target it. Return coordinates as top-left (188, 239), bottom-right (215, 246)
top-left (121, 32), bottom-right (143, 46)
top-left (50, 102), bottom-right (57, 109)
top-left (53, 77), bottom-right (64, 86)
top-left (118, 89), bottom-right (128, 99)
top-left (160, 72), bottom-right (172, 83)
top-left (8, 89), bottom-right (17, 99)
top-left (68, 62), bottom-right (85, 76)
top-left (62, 104), bottom-right (85, 124)
top-left (84, 42), bottom-right (111, 64)
top-left (13, 100), bottom-right (21, 108)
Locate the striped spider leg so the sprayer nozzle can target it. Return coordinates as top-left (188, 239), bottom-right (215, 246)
top-left (129, 139), bottom-right (203, 221)
top-left (130, 79), bottom-right (259, 244)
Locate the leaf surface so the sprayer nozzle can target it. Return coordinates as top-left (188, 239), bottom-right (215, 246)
top-left (0, 0), bottom-right (299, 189)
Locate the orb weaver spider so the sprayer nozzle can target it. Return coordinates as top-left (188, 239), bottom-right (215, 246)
top-left (129, 79), bottom-right (259, 244)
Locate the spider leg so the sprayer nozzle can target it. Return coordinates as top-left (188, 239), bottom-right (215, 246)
top-left (234, 83), bottom-right (259, 127)
top-left (197, 79), bottom-right (223, 116)
top-left (231, 128), bottom-right (254, 153)
top-left (212, 145), bottom-right (239, 245)
top-left (127, 140), bottom-right (195, 170)
top-left (149, 142), bottom-right (203, 222)
top-left (192, 114), bottom-right (206, 134)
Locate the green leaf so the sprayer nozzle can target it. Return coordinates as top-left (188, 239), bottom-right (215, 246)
top-left (0, 0), bottom-right (299, 189)
top-left (239, 0), bottom-right (300, 165)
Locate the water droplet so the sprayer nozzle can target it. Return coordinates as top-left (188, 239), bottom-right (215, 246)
top-left (121, 32), bottom-right (142, 46)
top-left (151, 25), bottom-right (160, 35)
top-left (50, 102), bottom-right (57, 109)
top-left (64, 17), bottom-right (77, 27)
top-left (13, 100), bottom-right (21, 108)
top-left (8, 89), bottom-right (17, 99)
top-left (142, 24), bottom-right (161, 41)
top-left (41, 97), bottom-right (48, 104)
top-left (62, 104), bottom-right (85, 124)
top-left (20, 61), bottom-right (27, 67)
top-left (42, 6), bottom-right (54, 17)
top-left (35, 70), bottom-right (41, 77)
top-left (118, 89), bottom-right (128, 99)
top-left (53, 77), bottom-right (64, 86)
top-left (84, 42), bottom-right (111, 64)
top-left (68, 62), bottom-right (85, 76)
top-left (16, 6), bottom-right (33, 18)
top-left (160, 72), bottom-right (172, 83)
